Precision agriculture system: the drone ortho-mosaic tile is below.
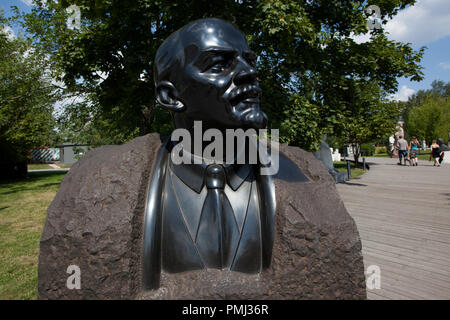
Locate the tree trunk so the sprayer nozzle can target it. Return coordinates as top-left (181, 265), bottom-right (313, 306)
top-left (0, 161), bottom-right (28, 180)
top-left (352, 143), bottom-right (361, 168)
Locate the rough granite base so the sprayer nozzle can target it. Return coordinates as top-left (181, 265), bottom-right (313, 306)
top-left (38, 133), bottom-right (366, 299)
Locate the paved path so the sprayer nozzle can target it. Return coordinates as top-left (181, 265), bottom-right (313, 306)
top-left (336, 157), bottom-right (450, 300)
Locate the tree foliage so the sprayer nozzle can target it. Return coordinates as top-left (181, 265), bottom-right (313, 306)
top-left (0, 11), bottom-right (58, 178)
top-left (403, 81), bottom-right (450, 145)
top-left (334, 81), bottom-right (401, 164)
top-left (14, 0), bottom-right (424, 150)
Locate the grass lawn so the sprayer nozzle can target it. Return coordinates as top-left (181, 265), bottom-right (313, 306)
top-left (57, 164), bottom-right (72, 169)
top-left (0, 171), bottom-right (66, 300)
top-left (27, 164), bottom-right (53, 170)
top-left (28, 164), bottom-right (73, 170)
top-left (334, 161), bottom-right (366, 178)
top-left (371, 151), bottom-right (433, 162)
top-left (371, 153), bottom-right (390, 158)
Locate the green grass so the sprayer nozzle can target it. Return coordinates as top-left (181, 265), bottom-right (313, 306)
top-left (417, 154), bottom-right (431, 161)
top-left (371, 153), bottom-right (390, 158)
top-left (371, 151), bottom-right (432, 162)
top-left (56, 164), bottom-right (72, 169)
top-left (28, 164), bottom-right (73, 170)
top-left (0, 171), bottom-right (66, 300)
top-left (334, 161), bottom-right (366, 178)
top-left (27, 164), bottom-right (53, 170)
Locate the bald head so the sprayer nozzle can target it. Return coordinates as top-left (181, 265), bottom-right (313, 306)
top-left (154, 18), bottom-right (267, 130)
top-left (154, 18), bottom-right (247, 85)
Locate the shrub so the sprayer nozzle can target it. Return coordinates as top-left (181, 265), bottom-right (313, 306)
top-left (375, 146), bottom-right (387, 154)
top-left (361, 143), bottom-right (375, 156)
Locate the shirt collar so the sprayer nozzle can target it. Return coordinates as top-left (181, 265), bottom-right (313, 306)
top-left (168, 146), bottom-right (252, 194)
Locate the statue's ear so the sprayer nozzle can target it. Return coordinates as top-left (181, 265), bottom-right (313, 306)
top-left (156, 81), bottom-right (185, 112)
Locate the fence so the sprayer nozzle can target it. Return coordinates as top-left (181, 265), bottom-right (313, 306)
top-left (30, 148), bottom-right (60, 162)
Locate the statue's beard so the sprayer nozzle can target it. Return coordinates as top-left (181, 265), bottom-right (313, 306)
top-left (230, 103), bottom-right (268, 130)
top-left (228, 83), bottom-right (267, 129)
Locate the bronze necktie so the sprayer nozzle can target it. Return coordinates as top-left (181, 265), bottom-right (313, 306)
top-left (195, 164), bottom-right (240, 269)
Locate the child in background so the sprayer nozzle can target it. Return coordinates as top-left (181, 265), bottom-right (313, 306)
top-left (409, 136), bottom-right (420, 166)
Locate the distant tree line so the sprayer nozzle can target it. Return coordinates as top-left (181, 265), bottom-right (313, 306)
top-left (0, 11), bottom-right (60, 178)
top-left (401, 80), bottom-right (450, 146)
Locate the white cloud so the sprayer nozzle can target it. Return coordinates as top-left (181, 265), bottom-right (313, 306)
top-left (352, 1), bottom-right (450, 46)
top-left (19, 0), bottom-right (34, 6)
top-left (389, 85), bottom-right (416, 101)
top-left (20, 0), bottom-right (59, 7)
top-left (93, 71), bottom-right (109, 84)
top-left (53, 94), bottom-right (87, 118)
top-left (350, 32), bottom-right (371, 44)
top-left (384, 0), bottom-right (450, 45)
top-left (0, 25), bottom-right (15, 40)
top-left (439, 62), bottom-right (450, 70)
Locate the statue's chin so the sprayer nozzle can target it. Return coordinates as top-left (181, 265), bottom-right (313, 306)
top-left (232, 106), bottom-right (268, 130)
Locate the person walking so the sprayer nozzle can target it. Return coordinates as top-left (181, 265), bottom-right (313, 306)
top-left (430, 140), bottom-right (441, 167)
top-left (409, 136), bottom-right (420, 166)
top-left (397, 135), bottom-right (408, 166)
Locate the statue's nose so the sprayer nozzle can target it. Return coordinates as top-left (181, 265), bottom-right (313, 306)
top-left (233, 58), bottom-right (258, 86)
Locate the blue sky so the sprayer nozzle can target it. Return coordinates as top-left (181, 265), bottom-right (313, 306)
top-left (381, 0), bottom-right (450, 100)
top-left (2, 0), bottom-right (450, 101)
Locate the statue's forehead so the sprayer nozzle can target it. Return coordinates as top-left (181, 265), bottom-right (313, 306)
top-left (181, 21), bottom-right (249, 52)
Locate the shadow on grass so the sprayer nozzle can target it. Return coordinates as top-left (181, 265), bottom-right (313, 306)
top-left (27, 171), bottom-right (68, 179)
top-left (0, 171), bottom-right (67, 196)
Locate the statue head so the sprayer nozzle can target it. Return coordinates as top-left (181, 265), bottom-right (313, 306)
top-left (154, 18), bottom-right (267, 131)
top-left (437, 138), bottom-right (450, 151)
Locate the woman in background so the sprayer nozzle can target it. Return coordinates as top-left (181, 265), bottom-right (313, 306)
top-left (409, 136), bottom-right (420, 166)
top-left (430, 140), bottom-right (441, 167)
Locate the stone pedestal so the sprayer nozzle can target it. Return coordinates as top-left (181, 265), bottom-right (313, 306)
top-left (38, 133), bottom-right (366, 299)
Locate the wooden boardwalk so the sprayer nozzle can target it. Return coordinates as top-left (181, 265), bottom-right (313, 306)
top-left (336, 157), bottom-right (450, 300)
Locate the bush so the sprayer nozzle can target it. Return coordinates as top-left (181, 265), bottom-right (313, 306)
top-left (361, 143), bottom-right (375, 156)
top-left (375, 146), bottom-right (387, 154)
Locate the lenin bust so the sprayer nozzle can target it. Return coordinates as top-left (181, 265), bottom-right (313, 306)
top-left (38, 18), bottom-right (366, 300)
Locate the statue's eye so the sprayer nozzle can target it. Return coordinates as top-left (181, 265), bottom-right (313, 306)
top-left (208, 60), bottom-right (230, 73)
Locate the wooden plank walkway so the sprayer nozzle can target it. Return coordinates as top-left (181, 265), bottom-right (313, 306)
top-left (336, 157), bottom-right (450, 300)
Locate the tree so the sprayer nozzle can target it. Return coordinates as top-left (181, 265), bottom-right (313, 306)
top-left (15, 0), bottom-right (424, 150)
top-left (402, 81), bottom-right (450, 146)
top-left (0, 11), bottom-right (58, 179)
top-left (335, 81), bottom-right (401, 165)
top-left (406, 95), bottom-right (449, 146)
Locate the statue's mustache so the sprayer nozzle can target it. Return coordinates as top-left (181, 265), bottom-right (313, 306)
top-left (228, 84), bottom-right (262, 106)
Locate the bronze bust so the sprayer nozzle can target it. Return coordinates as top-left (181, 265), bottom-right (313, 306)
top-left (142, 18), bottom-right (308, 289)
